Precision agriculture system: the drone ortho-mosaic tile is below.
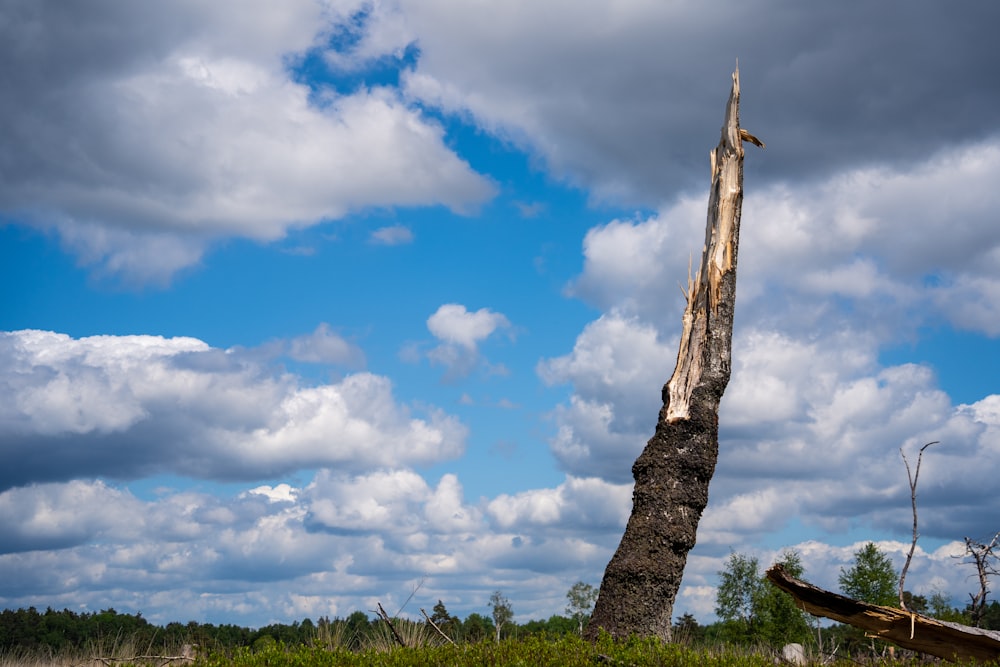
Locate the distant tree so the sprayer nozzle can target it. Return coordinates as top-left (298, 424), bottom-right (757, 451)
top-left (428, 600), bottom-right (458, 639)
top-left (981, 600), bottom-right (1000, 631)
top-left (756, 550), bottom-right (812, 647)
top-left (519, 614), bottom-right (575, 637)
top-left (488, 591), bottom-right (514, 641)
top-left (459, 613), bottom-right (494, 642)
top-left (429, 600), bottom-right (451, 626)
top-left (715, 552), bottom-right (764, 643)
top-left (714, 550), bottom-right (812, 648)
top-left (0, 607), bottom-right (177, 654)
top-left (251, 635), bottom-right (277, 652)
top-left (565, 582), bottom-right (598, 635)
top-left (543, 614), bottom-right (575, 635)
top-left (344, 610), bottom-right (371, 649)
top-left (957, 533), bottom-right (999, 627)
top-left (672, 613), bottom-right (704, 644)
top-left (837, 542), bottom-right (899, 657)
top-left (901, 591), bottom-right (928, 614)
top-left (838, 542), bottom-right (898, 606)
top-left (928, 591), bottom-right (969, 624)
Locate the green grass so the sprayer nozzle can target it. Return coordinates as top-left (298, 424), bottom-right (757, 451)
top-left (200, 635), bottom-right (777, 667)
top-left (5, 633), bottom-right (985, 667)
top-left (195, 634), bottom-right (958, 667)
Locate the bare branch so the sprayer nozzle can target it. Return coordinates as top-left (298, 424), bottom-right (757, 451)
top-left (374, 602), bottom-right (406, 647)
top-left (963, 532), bottom-right (1000, 627)
top-left (395, 577), bottom-right (425, 617)
top-left (898, 441), bottom-right (938, 609)
top-left (420, 607), bottom-right (457, 646)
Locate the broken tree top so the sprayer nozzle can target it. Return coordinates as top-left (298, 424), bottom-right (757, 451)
top-left (665, 66), bottom-right (762, 423)
top-left (585, 66), bottom-right (762, 642)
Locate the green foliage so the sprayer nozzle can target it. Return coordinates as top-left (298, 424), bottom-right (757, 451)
top-left (715, 552), bottom-right (764, 636)
top-left (519, 614), bottom-right (576, 637)
top-left (901, 591), bottom-right (927, 614)
top-left (8, 580), bottom-right (997, 666)
top-left (488, 591), bottom-right (513, 641)
top-left (714, 550), bottom-right (812, 647)
top-left (834, 543), bottom-right (901, 657)
top-left (196, 633), bottom-right (784, 667)
top-left (456, 613), bottom-right (494, 643)
top-left (756, 551), bottom-right (812, 647)
top-left (981, 600), bottom-right (1000, 630)
top-left (927, 591), bottom-right (969, 624)
top-left (0, 607), bottom-right (168, 654)
top-left (672, 612), bottom-right (705, 644)
top-left (564, 581), bottom-right (597, 636)
top-left (426, 600), bottom-right (458, 640)
top-left (13, 608), bottom-right (994, 666)
top-left (838, 542), bottom-right (898, 606)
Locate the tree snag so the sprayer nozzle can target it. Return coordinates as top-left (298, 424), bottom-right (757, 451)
top-left (585, 66), bottom-right (760, 641)
top-left (898, 441), bottom-right (937, 610)
top-left (961, 532), bottom-right (1000, 627)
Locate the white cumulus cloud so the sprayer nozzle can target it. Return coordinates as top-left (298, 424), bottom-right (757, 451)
top-left (0, 330), bottom-right (466, 489)
top-left (287, 323), bottom-right (366, 368)
top-left (424, 304), bottom-right (512, 380)
top-left (427, 304), bottom-right (511, 350)
top-left (0, 1), bottom-right (494, 284)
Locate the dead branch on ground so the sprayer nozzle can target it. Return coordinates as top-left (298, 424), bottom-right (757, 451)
top-left (420, 607), bottom-right (457, 646)
top-left (767, 564), bottom-right (1000, 662)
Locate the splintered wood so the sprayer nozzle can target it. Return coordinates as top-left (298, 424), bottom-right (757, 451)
top-left (585, 65), bottom-right (761, 642)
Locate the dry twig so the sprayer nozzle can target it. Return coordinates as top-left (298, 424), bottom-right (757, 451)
top-left (420, 607), bottom-right (456, 646)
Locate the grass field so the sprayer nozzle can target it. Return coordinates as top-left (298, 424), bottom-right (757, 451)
top-left (2, 634), bottom-right (975, 667)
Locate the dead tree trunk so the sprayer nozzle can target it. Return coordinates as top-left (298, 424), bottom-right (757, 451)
top-left (586, 67), bottom-right (759, 641)
top-left (963, 532), bottom-right (1000, 627)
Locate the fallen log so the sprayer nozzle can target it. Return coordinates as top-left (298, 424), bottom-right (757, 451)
top-left (766, 564), bottom-right (1000, 662)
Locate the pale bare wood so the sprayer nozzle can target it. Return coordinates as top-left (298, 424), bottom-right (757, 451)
top-left (420, 607), bottom-right (457, 646)
top-left (898, 441), bottom-right (938, 609)
top-left (664, 66), bottom-right (759, 422)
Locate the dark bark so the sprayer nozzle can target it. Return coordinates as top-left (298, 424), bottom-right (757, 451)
top-left (586, 67), bottom-right (756, 641)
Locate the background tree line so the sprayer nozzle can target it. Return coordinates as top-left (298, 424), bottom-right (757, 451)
top-left (0, 583), bottom-right (599, 654)
top-left (3, 559), bottom-right (996, 656)
top-left (0, 605), bottom-right (583, 654)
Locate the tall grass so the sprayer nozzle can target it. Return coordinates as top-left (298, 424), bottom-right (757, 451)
top-left (363, 617), bottom-right (440, 652)
top-left (312, 619), bottom-right (351, 651)
top-left (1, 631), bottom-right (197, 667)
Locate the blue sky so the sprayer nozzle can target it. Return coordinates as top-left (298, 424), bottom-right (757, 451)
top-left (2, 0), bottom-right (1000, 628)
